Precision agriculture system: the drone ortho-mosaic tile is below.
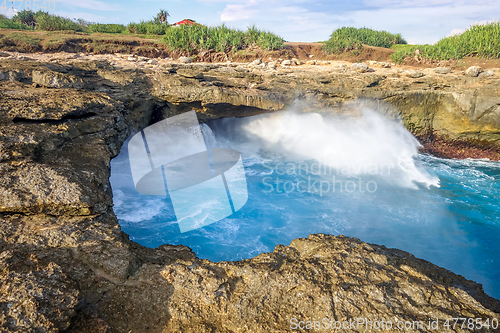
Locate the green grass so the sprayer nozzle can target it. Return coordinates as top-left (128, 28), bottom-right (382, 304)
top-left (323, 27), bottom-right (407, 54)
top-left (0, 32), bottom-right (42, 52)
top-left (88, 24), bottom-right (126, 34)
top-left (162, 24), bottom-right (285, 53)
top-left (390, 22), bottom-right (500, 63)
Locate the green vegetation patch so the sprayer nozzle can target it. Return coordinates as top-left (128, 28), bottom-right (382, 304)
top-left (323, 27), bottom-right (407, 54)
top-left (35, 12), bottom-right (84, 31)
top-left (0, 32), bottom-right (42, 52)
top-left (127, 21), bottom-right (168, 35)
top-left (88, 24), bottom-right (126, 34)
top-left (162, 24), bottom-right (285, 53)
top-left (391, 22), bottom-right (500, 63)
top-left (0, 19), bottom-right (31, 30)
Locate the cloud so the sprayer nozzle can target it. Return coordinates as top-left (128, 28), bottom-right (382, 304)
top-left (0, 7), bottom-right (18, 18)
top-left (217, 0), bottom-right (500, 43)
top-left (447, 28), bottom-right (464, 37)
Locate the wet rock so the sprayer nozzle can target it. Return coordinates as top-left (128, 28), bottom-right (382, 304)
top-left (351, 62), bottom-right (369, 73)
top-left (434, 67), bottom-right (451, 74)
top-left (466, 66), bottom-right (483, 77)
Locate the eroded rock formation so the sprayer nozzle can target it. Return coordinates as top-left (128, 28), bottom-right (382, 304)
top-left (0, 56), bottom-right (499, 332)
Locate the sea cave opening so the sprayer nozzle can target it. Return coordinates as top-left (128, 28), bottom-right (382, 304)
top-left (109, 102), bottom-right (500, 299)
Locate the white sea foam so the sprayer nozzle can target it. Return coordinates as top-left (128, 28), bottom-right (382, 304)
top-left (211, 107), bottom-right (440, 189)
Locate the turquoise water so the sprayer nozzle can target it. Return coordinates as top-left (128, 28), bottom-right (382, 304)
top-left (110, 111), bottom-right (500, 300)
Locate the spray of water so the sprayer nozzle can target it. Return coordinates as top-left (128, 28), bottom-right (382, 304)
top-left (207, 106), bottom-right (440, 189)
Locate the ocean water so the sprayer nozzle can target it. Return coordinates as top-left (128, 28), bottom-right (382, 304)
top-left (110, 110), bottom-right (500, 300)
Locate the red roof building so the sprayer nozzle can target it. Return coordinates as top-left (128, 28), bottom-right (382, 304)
top-left (172, 19), bottom-right (198, 27)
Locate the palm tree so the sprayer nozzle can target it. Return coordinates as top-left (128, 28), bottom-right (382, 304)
top-left (154, 10), bottom-right (170, 25)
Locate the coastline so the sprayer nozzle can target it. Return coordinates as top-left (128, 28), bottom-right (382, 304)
top-left (0, 50), bottom-right (499, 331)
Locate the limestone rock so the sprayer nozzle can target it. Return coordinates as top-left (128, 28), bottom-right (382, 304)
top-left (32, 70), bottom-right (84, 89)
top-left (465, 66), bottom-right (483, 77)
top-left (376, 62), bottom-right (391, 68)
top-left (177, 68), bottom-right (204, 79)
top-left (0, 250), bottom-right (79, 332)
top-left (0, 69), bottom-right (24, 81)
top-left (252, 58), bottom-right (262, 66)
top-left (267, 63), bottom-right (277, 70)
top-left (178, 56), bottom-right (192, 64)
top-left (479, 70), bottom-right (495, 78)
top-left (405, 70), bottom-right (425, 78)
top-left (434, 67), bottom-right (451, 74)
top-left (0, 56), bottom-right (499, 332)
top-left (350, 62), bottom-right (369, 73)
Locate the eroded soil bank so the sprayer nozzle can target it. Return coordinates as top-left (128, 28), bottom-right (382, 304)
top-left (0, 51), bottom-right (499, 332)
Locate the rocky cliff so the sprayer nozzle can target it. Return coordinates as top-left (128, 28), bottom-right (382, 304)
top-left (0, 53), bottom-right (499, 332)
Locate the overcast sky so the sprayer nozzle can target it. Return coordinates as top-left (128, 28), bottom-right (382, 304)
top-left (2, 0), bottom-right (499, 44)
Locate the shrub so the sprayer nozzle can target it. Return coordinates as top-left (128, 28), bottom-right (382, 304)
top-left (390, 21), bottom-right (500, 63)
top-left (0, 19), bottom-right (31, 30)
top-left (256, 30), bottom-right (285, 50)
top-left (34, 12), bottom-right (83, 31)
top-left (88, 23), bottom-right (126, 33)
top-left (127, 21), bottom-right (167, 35)
top-left (162, 24), bottom-right (285, 53)
top-left (323, 27), bottom-right (407, 54)
top-left (12, 10), bottom-right (36, 28)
